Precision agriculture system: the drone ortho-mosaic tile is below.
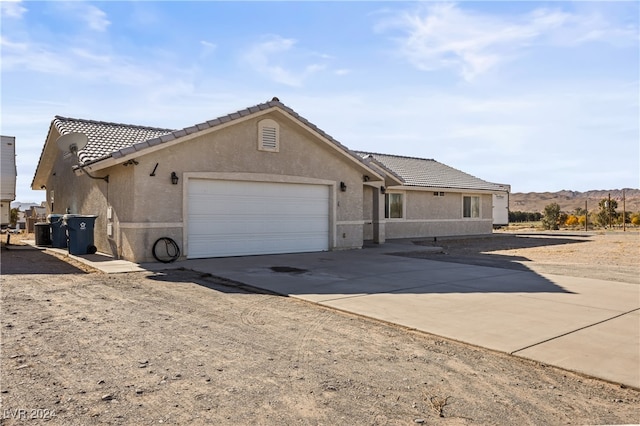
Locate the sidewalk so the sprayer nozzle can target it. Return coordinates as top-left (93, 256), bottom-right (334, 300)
top-left (20, 241), bottom-right (148, 273)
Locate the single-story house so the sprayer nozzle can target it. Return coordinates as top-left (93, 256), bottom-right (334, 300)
top-left (32, 98), bottom-right (509, 262)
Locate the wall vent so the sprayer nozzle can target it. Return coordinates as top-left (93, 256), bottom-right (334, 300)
top-left (258, 119), bottom-right (279, 152)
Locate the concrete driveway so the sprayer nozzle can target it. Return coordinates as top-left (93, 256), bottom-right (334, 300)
top-left (161, 242), bottom-right (640, 389)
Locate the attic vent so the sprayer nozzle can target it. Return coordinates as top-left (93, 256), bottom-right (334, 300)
top-left (258, 119), bottom-right (279, 152)
top-left (262, 127), bottom-right (277, 148)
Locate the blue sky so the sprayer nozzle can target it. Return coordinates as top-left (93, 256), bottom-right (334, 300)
top-left (2, 1), bottom-right (638, 203)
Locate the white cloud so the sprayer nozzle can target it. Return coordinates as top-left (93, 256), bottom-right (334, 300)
top-left (199, 40), bottom-right (217, 59)
top-left (53, 2), bottom-right (111, 32)
top-left (1, 35), bottom-right (168, 87)
top-left (84, 4), bottom-right (110, 32)
top-left (376, 3), bottom-right (638, 81)
top-left (243, 35), bottom-right (330, 87)
top-left (1, 36), bottom-right (72, 74)
top-left (243, 35), bottom-right (303, 86)
top-left (0, 0), bottom-right (27, 19)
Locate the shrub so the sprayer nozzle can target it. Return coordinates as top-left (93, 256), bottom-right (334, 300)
top-left (566, 215), bottom-right (579, 226)
top-left (542, 203), bottom-right (561, 230)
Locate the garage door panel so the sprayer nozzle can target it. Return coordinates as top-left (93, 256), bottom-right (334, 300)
top-left (187, 179), bottom-right (330, 258)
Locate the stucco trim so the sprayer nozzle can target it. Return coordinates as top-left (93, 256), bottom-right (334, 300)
top-left (182, 172), bottom-right (336, 186)
top-left (119, 222), bottom-right (184, 229)
top-left (336, 220), bottom-right (365, 225)
top-left (400, 218), bottom-right (492, 224)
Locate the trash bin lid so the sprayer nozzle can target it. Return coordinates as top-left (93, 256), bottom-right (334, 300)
top-left (62, 214), bottom-right (98, 219)
top-left (47, 214), bottom-right (64, 223)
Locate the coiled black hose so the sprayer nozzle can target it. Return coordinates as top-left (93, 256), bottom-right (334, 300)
top-left (152, 237), bottom-right (180, 263)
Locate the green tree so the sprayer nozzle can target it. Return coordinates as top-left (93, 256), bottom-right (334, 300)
top-left (9, 208), bottom-right (18, 227)
top-left (542, 203), bottom-right (561, 230)
top-left (574, 207), bottom-right (587, 217)
top-left (597, 198), bottom-right (618, 228)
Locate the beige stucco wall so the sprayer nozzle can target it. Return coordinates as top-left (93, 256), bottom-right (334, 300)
top-left (44, 128), bottom-right (135, 258)
top-left (365, 189), bottom-right (494, 240)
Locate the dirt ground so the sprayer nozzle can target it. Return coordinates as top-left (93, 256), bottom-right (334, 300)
top-left (1, 232), bottom-right (639, 425)
top-left (410, 230), bottom-right (639, 284)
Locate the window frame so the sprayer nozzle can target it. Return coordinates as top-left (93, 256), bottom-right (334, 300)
top-left (462, 195), bottom-right (481, 218)
top-left (385, 192), bottom-right (405, 219)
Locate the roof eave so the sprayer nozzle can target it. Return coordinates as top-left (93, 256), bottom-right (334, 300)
top-left (389, 185), bottom-right (509, 194)
top-left (361, 156), bottom-right (404, 186)
top-left (80, 102), bottom-right (387, 182)
top-left (31, 121), bottom-right (60, 190)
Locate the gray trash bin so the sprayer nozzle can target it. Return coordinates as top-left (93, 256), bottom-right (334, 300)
top-left (63, 214), bottom-right (98, 255)
top-left (35, 222), bottom-right (52, 246)
top-left (48, 214), bottom-right (67, 248)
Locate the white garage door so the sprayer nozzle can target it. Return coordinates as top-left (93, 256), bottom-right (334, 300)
top-left (187, 179), bottom-right (330, 258)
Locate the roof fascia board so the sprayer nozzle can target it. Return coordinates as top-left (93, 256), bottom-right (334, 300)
top-left (78, 109), bottom-right (275, 173)
top-left (80, 105), bottom-right (386, 182)
top-left (388, 185), bottom-right (508, 194)
top-left (363, 157), bottom-right (404, 186)
top-left (31, 123), bottom-right (60, 189)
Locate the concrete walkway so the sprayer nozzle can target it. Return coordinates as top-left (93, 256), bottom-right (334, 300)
top-left (28, 241), bottom-right (640, 389)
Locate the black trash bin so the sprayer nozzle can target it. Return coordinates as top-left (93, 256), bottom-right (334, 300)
top-left (48, 214), bottom-right (67, 248)
top-left (35, 222), bottom-right (52, 246)
top-left (63, 214), bottom-right (98, 255)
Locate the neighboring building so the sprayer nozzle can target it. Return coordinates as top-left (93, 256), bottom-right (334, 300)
top-left (492, 191), bottom-right (510, 228)
top-left (1, 135), bottom-right (17, 227)
top-left (25, 203), bottom-right (47, 233)
top-left (32, 99), bottom-right (510, 262)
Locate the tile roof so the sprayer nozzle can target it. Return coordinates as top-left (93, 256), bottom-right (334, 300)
top-left (52, 99), bottom-right (360, 167)
top-left (44, 100), bottom-right (508, 193)
top-left (356, 151), bottom-right (508, 192)
top-left (52, 117), bottom-right (175, 165)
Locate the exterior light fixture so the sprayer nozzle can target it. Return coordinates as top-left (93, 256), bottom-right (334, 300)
top-left (171, 172), bottom-right (179, 185)
top-left (380, 186), bottom-right (386, 194)
top-left (340, 181), bottom-right (347, 192)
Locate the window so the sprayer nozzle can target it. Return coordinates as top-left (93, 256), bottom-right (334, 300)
top-left (463, 195), bottom-right (480, 218)
top-left (258, 119), bottom-right (279, 152)
top-left (385, 193), bottom-right (403, 219)
top-left (433, 191), bottom-right (445, 197)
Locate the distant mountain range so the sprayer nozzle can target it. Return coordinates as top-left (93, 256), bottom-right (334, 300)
top-left (510, 189), bottom-right (640, 213)
top-left (10, 201), bottom-right (44, 211)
